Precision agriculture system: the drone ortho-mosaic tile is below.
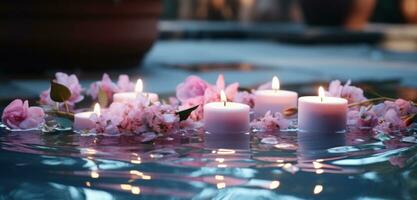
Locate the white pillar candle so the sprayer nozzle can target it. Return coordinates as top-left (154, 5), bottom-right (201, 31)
top-left (254, 76), bottom-right (298, 117)
top-left (298, 87), bottom-right (348, 132)
top-left (113, 79), bottom-right (159, 103)
top-left (74, 103), bottom-right (101, 131)
top-left (204, 90), bottom-right (250, 134)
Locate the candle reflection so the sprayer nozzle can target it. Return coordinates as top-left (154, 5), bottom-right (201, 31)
top-left (313, 185), bottom-right (323, 194)
top-left (90, 171), bottom-right (99, 179)
top-left (204, 132), bottom-right (250, 150)
top-left (217, 182), bottom-right (226, 189)
top-left (131, 186), bottom-right (141, 195)
top-left (130, 157), bottom-right (141, 164)
top-left (297, 131), bottom-right (346, 160)
top-left (215, 175), bottom-right (224, 180)
top-left (269, 181), bottom-right (280, 189)
top-left (120, 184), bottom-right (132, 190)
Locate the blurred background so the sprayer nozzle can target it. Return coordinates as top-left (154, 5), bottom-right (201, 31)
top-left (1, 0), bottom-right (417, 103)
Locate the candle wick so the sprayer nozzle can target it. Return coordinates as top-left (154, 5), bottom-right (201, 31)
top-left (321, 97), bottom-right (323, 102)
top-left (223, 101), bottom-right (226, 107)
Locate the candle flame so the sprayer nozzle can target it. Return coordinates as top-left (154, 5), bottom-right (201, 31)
top-left (94, 103), bottom-right (101, 116)
top-left (135, 79), bottom-right (143, 93)
top-left (318, 86), bottom-right (325, 102)
top-left (272, 76), bottom-right (280, 90)
top-left (220, 90), bottom-right (227, 106)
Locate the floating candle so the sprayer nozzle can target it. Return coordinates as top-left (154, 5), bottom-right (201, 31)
top-left (73, 103), bottom-right (101, 131)
top-left (298, 87), bottom-right (348, 132)
top-left (204, 90), bottom-right (250, 134)
top-left (254, 76), bottom-right (298, 117)
top-left (113, 79), bottom-right (158, 103)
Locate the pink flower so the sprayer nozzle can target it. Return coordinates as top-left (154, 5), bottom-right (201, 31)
top-left (88, 73), bottom-right (118, 101)
top-left (145, 103), bottom-right (179, 135)
top-left (176, 74), bottom-right (240, 121)
top-left (116, 75), bottom-right (135, 92)
top-left (391, 99), bottom-right (416, 116)
top-left (179, 96), bottom-right (205, 121)
top-left (40, 72), bottom-right (84, 106)
top-left (214, 74), bottom-right (239, 101)
top-left (374, 108), bottom-right (406, 133)
top-left (251, 111), bottom-right (289, 131)
top-left (95, 96), bottom-right (150, 134)
top-left (234, 91), bottom-right (255, 108)
top-left (176, 76), bottom-right (209, 102)
top-left (2, 99), bottom-right (45, 129)
top-left (92, 95), bottom-right (195, 136)
top-left (348, 99), bottom-right (414, 134)
top-left (327, 80), bottom-right (366, 104)
top-left (168, 97), bottom-right (181, 107)
top-left (347, 106), bottom-right (377, 127)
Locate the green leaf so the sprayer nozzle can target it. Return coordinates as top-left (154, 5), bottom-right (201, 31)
top-left (50, 81), bottom-right (71, 103)
top-left (98, 87), bottom-right (109, 107)
top-left (176, 105), bottom-right (199, 121)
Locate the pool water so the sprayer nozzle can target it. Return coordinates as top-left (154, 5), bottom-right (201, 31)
top-left (0, 126), bottom-right (416, 200)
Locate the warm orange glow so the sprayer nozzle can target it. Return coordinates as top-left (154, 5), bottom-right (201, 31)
top-left (135, 79), bottom-right (143, 93)
top-left (272, 76), bottom-right (280, 90)
top-left (94, 103), bottom-right (101, 116)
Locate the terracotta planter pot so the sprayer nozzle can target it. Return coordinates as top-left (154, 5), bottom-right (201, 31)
top-left (0, 0), bottom-right (161, 69)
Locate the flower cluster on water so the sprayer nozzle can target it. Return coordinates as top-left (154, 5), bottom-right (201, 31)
top-left (326, 79), bottom-right (416, 134)
top-left (92, 95), bottom-right (187, 135)
top-left (1, 72), bottom-right (416, 136)
top-left (1, 99), bottom-right (45, 129)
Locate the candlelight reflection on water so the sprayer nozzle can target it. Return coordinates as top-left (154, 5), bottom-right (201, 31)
top-left (269, 181), bottom-right (280, 190)
top-left (0, 126), bottom-right (415, 199)
top-left (313, 185), bottom-right (324, 194)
